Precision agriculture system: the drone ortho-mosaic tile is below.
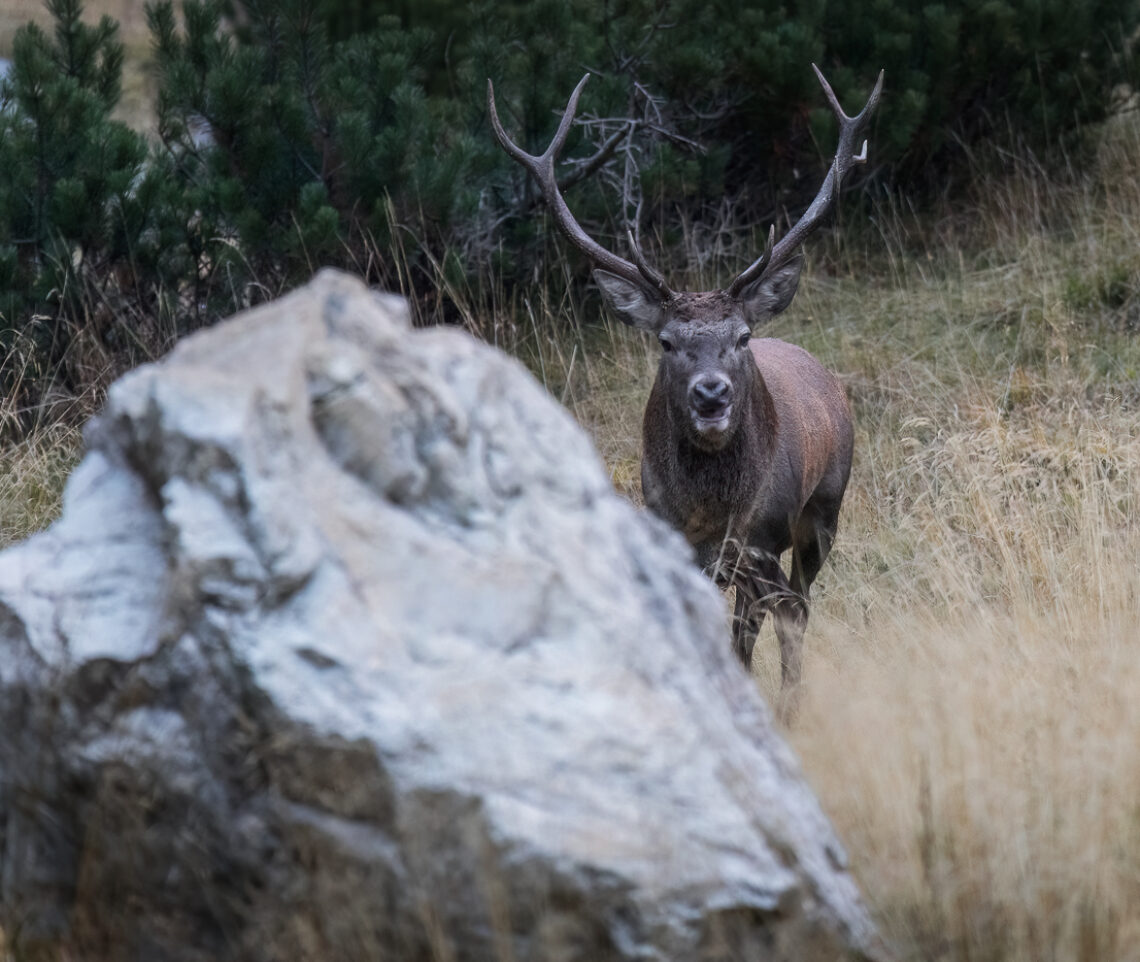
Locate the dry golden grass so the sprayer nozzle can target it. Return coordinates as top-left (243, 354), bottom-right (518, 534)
top-left (791, 392), bottom-right (1140, 961)
top-left (524, 115), bottom-right (1140, 961)
top-left (786, 122), bottom-right (1140, 958)
top-left (0, 422), bottom-right (81, 548)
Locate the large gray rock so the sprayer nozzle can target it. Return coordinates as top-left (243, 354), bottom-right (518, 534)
top-left (0, 270), bottom-right (883, 961)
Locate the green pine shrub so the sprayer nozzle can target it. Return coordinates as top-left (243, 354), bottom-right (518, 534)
top-left (0, 0), bottom-right (1137, 433)
top-left (145, 0), bottom-right (478, 320)
top-left (0, 0), bottom-right (150, 430)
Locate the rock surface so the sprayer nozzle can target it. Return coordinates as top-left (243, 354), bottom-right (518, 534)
top-left (0, 270), bottom-right (883, 961)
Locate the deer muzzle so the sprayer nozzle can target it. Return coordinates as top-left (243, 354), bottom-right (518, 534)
top-left (689, 376), bottom-right (734, 435)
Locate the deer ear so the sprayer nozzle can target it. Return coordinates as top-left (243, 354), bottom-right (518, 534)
top-left (593, 269), bottom-right (666, 332)
top-left (737, 253), bottom-right (805, 325)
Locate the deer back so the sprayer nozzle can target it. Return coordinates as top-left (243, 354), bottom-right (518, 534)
top-left (751, 338), bottom-right (854, 513)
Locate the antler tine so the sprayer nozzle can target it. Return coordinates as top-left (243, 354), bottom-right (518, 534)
top-left (814, 64), bottom-right (884, 149)
top-left (488, 75), bottom-right (673, 300)
top-left (487, 78), bottom-right (534, 167)
top-left (728, 66), bottom-right (883, 298)
top-left (548, 74), bottom-right (592, 161)
top-left (727, 224), bottom-right (776, 298)
top-left (627, 229), bottom-right (669, 291)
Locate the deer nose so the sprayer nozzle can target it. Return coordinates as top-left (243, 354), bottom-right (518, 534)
top-left (690, 377), bottom-right (732, 415)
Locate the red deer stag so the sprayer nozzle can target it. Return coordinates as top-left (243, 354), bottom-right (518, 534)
top-left (488, 67), bottom-right (882, 717)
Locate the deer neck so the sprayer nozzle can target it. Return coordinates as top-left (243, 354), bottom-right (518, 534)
top-left (643, 365), bottom-right (778, 520)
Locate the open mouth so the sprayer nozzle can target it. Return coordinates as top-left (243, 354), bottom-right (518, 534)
top-left (692, 404), bottom-right (732, 433)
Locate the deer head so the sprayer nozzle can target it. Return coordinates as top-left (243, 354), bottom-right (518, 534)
top-left (488, 67), bottom-right (883, 452)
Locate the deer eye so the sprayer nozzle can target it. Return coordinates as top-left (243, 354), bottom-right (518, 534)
top-left (736, 332), bottom-right (751, 350)
top-left (659, 334), bottom-right (674, 353)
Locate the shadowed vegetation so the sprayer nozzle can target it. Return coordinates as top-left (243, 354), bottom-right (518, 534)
top-left (1, 0), bottom-right (1137, 431)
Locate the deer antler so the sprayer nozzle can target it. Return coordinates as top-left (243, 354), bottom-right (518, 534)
top-left (727, 65), bottom-right (884, 298)
top-left (487, 74), bottom-right (674, 301)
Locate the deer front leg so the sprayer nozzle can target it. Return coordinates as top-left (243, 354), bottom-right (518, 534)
top-left (772, 603), bottom-right (807, 720)
top-left (745, 552), bottom-right (805, 722)
top-left (731, 582), bottom-right (765, 668)
top-left (774, 512), bottom-right (837, 721)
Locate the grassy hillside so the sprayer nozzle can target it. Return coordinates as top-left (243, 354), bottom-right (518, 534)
top-left (505, 116), bottom-right (1140, 961)
top-left (2, 8), bottom-right (1140, 950)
